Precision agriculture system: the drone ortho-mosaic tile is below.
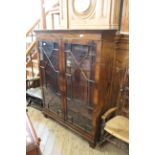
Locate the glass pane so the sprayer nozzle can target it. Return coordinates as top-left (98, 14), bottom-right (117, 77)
top-left (39, 41), bottom-right (62, 117)
top-left (65, 42), bottom-right (96, 132)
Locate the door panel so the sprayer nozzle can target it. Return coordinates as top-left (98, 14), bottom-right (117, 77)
top-left (39, 41), bottom-right (63, 118)
top-left (64, 42), bottom-right (96, 132)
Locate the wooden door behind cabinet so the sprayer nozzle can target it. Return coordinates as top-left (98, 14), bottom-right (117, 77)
top-left (68, 0), bottom-right (121, 29)
top-left (120, 0), bottom-right (129, 33)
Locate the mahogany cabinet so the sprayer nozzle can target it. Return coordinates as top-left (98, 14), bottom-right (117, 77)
top-left (35, 30), bottom-right (117, 146)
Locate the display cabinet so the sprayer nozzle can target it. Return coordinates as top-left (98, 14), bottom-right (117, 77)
top-left (36, 30), bottom-right (117, 146)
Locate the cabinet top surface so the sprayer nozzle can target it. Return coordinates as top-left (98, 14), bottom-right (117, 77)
top-left (35, 30), bottom-right (117, 41)
top-left (35, 29), bottom-right (117, 34)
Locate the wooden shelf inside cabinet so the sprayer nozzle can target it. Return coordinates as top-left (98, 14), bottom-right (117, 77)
top-left (67, 100), bottom-right (92, 121)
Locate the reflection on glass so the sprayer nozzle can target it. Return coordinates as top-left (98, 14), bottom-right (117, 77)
top-left (40, 41), bottom-right (62, 116)
top-left (65, 42), bottom-right (96, 132)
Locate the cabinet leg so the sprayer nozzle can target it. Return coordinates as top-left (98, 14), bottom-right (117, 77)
top-left (26, 98), bottom-right (32, 106)
top-left (38, 137), bottom-right (41, 144)
top-left (43, 114), bottom-right (48, 118)
top-left (89, 142), bottom-right (96, 148)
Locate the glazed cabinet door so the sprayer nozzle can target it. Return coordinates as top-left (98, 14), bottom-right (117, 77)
top-left (39, 40), bottom-right (64, 118)
top-left (64, 40), bottom-right (97, 133)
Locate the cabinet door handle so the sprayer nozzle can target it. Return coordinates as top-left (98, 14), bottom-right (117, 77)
top-left (120, 88), bottom-right (123, 92)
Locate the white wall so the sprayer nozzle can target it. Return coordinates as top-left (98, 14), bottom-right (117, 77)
top-left (24, 0), bottom-right (41, 32)
top-left (24, 0), bottom-right (59, 32)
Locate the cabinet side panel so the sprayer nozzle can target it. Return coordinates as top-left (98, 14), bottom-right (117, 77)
top-left (113, 34), bottom-right (129, 117)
